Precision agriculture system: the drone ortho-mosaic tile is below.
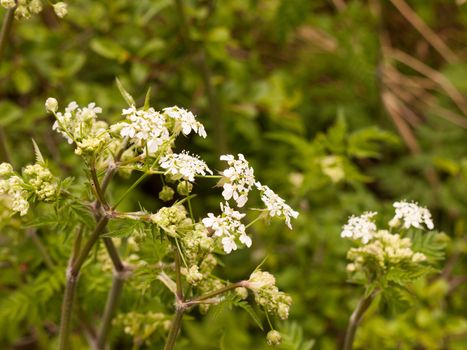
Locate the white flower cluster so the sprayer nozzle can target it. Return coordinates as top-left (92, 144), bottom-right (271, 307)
top-left (389, 200), bottom-right (434, 230)
top-left (1, 0), bottom-right (67, 20)
top-left (202, 202), bottom-right (252, 254)
top-left (341, 211), bottom-right (377, 244)
top-left (347, 230), bottom-right (426, 272)
top-left (256, 183), bottom-right (299, 229)
top-left (246, 270), bottom-right (292, 320)
top-left (0, 163), bottom-right (29, 216)
top-left (50, 101), bottom-right (111, 155)
top-left (162, 106), bottom-right (207, 138)
top-left (112, 106), bottom-right (170, 156)
top-left (23, 163), bottom-right (58, 201)
top-left (220, 154), bottom-right (255, 207)
top-left (159, 151), bottom-right (212, 182)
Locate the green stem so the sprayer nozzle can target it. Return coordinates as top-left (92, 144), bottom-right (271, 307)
top-left (343, 292), bottom-right (376, 350)
top-left (26, 229), bottom-right (55, 269)
top-left (59, 268), bottom-right (78, 350)
top-left (0, 6), bottom-right (15, 61)
top-left (71, 216), bottom-right (109, 273)
top-left (112, 173), bottom-right (148, 210)
top-left (97, 266), bottom-right (127, 349)
top-left (187, 281), bottom-right (244, 305)
top-left (0, 6), bottom-right (16, 164)
top-left (163, 307), bottom-right (185, 350)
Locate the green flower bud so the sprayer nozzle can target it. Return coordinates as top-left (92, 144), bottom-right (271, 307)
top-left (177, 181), bottom-right (193, 196)
top-left (266, 330), bottom-right (282, 346)
top-left (159, 185), bottom-right (174, 202)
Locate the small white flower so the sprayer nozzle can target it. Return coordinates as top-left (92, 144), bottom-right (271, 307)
top-left (390, 200), bottom-right (434, 230)
top-left (220, 154), bottom-right (255, 207)
top-left (159, 151), bottom-right (212, 182)
top-left (256, 182), bottom-right (299, 229)
top-left (53, 2), bottom-right (68, 18)
top-left (113, 106), bottom-right (170, 157)
top-left (45, 97), bottom-right (58, 113)
top-left (163, 106), bottom-right (207, 138)
top-left (202, 202), bottom-right (251, 254)
top-left (341, 211), bottom-right (377, 244)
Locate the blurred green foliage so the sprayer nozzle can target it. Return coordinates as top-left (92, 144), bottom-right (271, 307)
top-left (0, 0), bottom-right (466, 349)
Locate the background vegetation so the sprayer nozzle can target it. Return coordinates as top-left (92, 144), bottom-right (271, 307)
top-left (0, 0), bottom-right (466, 349)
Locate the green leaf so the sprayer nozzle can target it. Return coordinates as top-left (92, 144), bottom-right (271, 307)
top-left (12, 69), bottom-right (33, 94)
top-left (31, 139), bottom-right (45, 165)
top-left (90, 38), bottom-right (128, 61)
top-left (115, 77), bottom-right (136, 106)
top-left (235, 300), bottom-right (264, 331)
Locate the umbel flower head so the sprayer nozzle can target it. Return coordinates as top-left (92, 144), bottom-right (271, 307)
top-left (341, 211), bottom-right (377, 244)
top-left (220, 154), bottom-right (256, 207)
top-left (159, 151), bottom-right (212, 182)
top-left (256, 182), bottom-right (299, 229)
top-left (389, 200), bottom-right (434, 230)
top-left (202, 202), bottom-right (251, 254)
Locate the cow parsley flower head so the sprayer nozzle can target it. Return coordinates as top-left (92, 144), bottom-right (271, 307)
top-left (341, 211), bottom-right (377, 244)
top-left (163, 106), bottom-right (207, 138)
top-left (159, 151), bottom-right (212, 182)
top-left (51, 100), bottom-right (110, 155)
top-left (389, 201), bottom-right (434, 230)
top-left (255, 182), bottom-right (299, 229)
top-left (112, 106), bottom-right (170, 157)
top-left (220, 154), bottom-right (255, 207)
top-left (202, 202), bottom-right (251, 254)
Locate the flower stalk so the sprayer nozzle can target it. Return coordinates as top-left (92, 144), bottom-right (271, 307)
top-left (343, 292), bottom-right (376, 350)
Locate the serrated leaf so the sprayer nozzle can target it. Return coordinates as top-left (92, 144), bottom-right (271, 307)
top-left (235, 300), bottom-right (264, 330)
top-left (31, 139), bottom-right (45, 165)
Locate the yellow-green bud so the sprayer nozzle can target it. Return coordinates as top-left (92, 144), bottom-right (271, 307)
top-left (45, 97), bottom-right (58, 113)
top-left (177, 181), bottom-right (193, 196)
top-left (266, 330), bottom-right (282, 346)
top-left (159, 186), bottom-right (174, 202)
top-left (53, 2), bottom-right (67, 18)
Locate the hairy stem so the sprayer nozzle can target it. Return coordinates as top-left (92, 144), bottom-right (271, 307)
top-left (163, 307), bottom-right (185, 350)
top-left (343, 292), bottom-right (376, 350)
top-left (187, 281), bottom-right (245, 306)
top-left (59, 268), bottom-right (78, 350)
top-left (97, 264), bottom-right (127, 349)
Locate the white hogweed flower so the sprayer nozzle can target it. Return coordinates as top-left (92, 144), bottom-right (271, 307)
top-left (45, 97), bottom-right (58, 113)
top-left (202, 202), bottom-right (252, 254)
top-left (389, 200), bottom-right (434, 230)
top-left (53, 2), bottom-right (67, 18)
top-left (255, 182), bottom-right (299, 229)
top-left (341, 211), bottom-right (377, 244)
top-left (112, 105), bottom-right (170, 157)
top-left (220, 154), bottom-right (255, 207)
top-left (159, 151), bottom-right (212, 182)
top-left (162, 106), bottom-right (207, 138)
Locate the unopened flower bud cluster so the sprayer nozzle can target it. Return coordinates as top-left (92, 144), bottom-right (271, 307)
top-left (0, 162), bottom-right (58, 216)
top-left (114, 311), bottom-right (171, 346)
top-left (246, 270), bottom-right (292, 320)
top-left (1, 1), bottom-right (67, 19)
top-left (341, 201), bottom-right (434, 276)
